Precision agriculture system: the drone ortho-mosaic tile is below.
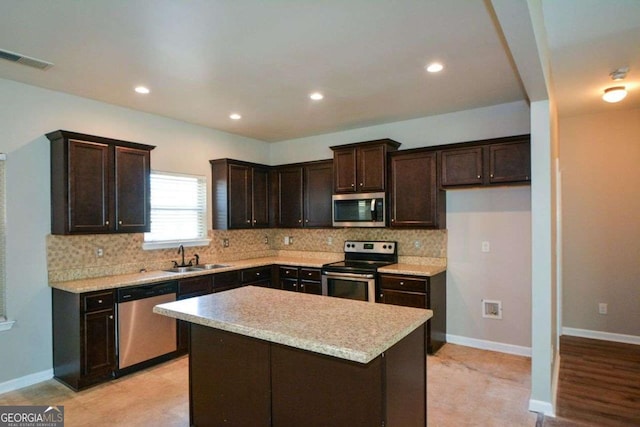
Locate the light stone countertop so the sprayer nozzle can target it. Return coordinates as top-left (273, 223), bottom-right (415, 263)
top-left (49, 255), bottom-right (446, 293)
top-left (153, 286), bottom-right (432, 364)
top-left (49, 256), bottom-right (342, 293)
top-left (378, 263), bottom-right (446, 277)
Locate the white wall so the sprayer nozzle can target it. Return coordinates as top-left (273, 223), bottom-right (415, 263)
top-left (272, 101), bottom-right (533, 351)
top-left (0, 78), bottom-right (269, 386)
top-left (446, 187), bottom-right (532, 349)
top-left (269, 101), bottom-right (531, 164)
top-left (560, 108), bottom-right (640, 338)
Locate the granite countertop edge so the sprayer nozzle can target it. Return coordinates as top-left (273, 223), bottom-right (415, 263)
top-left (50, 256), bottom-right (446, 293)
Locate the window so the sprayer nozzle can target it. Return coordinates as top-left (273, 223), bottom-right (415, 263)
top-left (143, 171), bottom-right (209, 249)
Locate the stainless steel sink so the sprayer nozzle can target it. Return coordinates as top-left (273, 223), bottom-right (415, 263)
top-left (164, 266), bottom-right (200, 273)
top-left (164, 264), bottom-right (229, 273)
top-left (192, 264), bottom-right (229, 270)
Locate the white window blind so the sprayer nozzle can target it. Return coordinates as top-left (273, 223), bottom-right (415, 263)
top-left (0, 153), bottom-right (6, 321)
top-left (143, 171), bottom-right (208, 249)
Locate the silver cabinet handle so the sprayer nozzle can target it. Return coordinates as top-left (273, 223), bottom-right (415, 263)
top-left (477, 175), bottom-right (481, 179)
top-left (109, 315), bottom-right (113, 320)
top-left (118, 220), bottom-right (122, 225)
top-left (490, 174), bottom-right (494, 178)
top-left (98, 299), bottom-right (103, 303)
top-left (400, 281), bottom-right (404, 285)
top-left (105, 220), bottom-right (110, 225)
top-left (246, 219), bottom-right (250, 223)
top-left (256, 272), bottom-right (261, 276)
top-left (359, 182), bottom-right (363, 186)
top-left (298, 219), bottom-right (302, 223)
top-left (351, 183), bottom-right (355, 187)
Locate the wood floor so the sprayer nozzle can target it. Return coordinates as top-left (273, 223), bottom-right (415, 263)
top-left (544, 335), bottom-right (640, 426)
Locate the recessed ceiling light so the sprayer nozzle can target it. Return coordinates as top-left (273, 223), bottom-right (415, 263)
top-left (426, 62), bottom-right (444, 73)
top-left (134, 86), bottom-right (150, 94)
top-left (602, 86), bottom-right (627, 103)
top-left (229, 113), bottom-right (242, 120)
top-left (309, 92), bottom-right (324, 101)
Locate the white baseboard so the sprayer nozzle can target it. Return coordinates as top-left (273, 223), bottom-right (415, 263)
top-left (0, 369), bottom-right (53, 395)
top-left (445, 334), bottom-right (532, 357)
top-left (529, 399), bottom-right (554, 416)
top-left (562, 327), bottom-right (640, 345)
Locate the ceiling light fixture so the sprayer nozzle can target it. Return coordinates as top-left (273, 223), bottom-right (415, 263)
top-left (134, 86), bottom-right (150, 94)
top-left (229, 113), bottom-right (242, 120)
top-left (602, 67), bottom-right (629, 103)
top-left (426, 62), bottom-right (444, 73)
top-left (602, 86), bottom-right (627, 103)
top-left (309, 92), bottom-right (324, 101)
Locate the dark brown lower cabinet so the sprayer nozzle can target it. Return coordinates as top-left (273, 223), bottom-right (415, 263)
top-left (277, 265), bottom-right (321, 295)
top-left (177, 275), bottom-right (214, 355)
top-left (189, 323), bottom-right (426, 426)
top-left (379, 272), bottom-right (446, 354)
top-left (52, 289), bottom-right (116, 390)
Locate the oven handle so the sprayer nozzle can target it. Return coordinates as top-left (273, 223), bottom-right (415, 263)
top-left (322, 271), bottom-right (375, 279)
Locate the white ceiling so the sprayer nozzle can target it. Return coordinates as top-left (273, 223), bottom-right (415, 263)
top-left (0, 1), bottom-right (638, 142)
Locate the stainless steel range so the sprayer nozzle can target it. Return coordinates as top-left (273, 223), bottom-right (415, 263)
top-left (321, 240), bottom-right (397, 302)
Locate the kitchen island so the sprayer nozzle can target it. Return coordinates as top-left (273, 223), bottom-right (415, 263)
top-left (154, 286), bottom-right (432, 427)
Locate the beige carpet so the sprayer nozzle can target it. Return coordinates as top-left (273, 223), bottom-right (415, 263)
top-left (1, 344), bottom-right (539, 426)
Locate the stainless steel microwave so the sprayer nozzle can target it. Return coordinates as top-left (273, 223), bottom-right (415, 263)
top-left (332, 192), bottom-right (385, 227)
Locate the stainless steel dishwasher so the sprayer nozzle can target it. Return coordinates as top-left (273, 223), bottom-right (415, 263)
top-left (116, 281), bottom-right (177, 371)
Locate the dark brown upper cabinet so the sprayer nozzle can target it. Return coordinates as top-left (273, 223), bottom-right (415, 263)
top-left (273, 160), bottom-right (333, 228)
top-left (440, 135), bottom-right (530, 188)
top-left (389, 150), bottom-right (445, 229)
top-left (331, 139), bottom-right (400, 193)
top-left (210, 159), bottom-right (270, 229)
top-left (47, 130), bottom-right (154, 235)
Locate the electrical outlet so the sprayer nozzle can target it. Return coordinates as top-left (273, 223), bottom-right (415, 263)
top-left (327, 237), bottom-right (333, 245)
top-left (95, 248), bottom-right (104, 257)
top-left (598, 303), bottom-right (608, 315)
top-left (414, 240), bottom-right (421, 249)
top-left (222, 238), bottom-right (229, 248)
top-left (263, 235), bottom-right (269, 245)
top-left (284, 236), bottom-right (291, 245)
top-left (481, 241), bottom-right (490, 252)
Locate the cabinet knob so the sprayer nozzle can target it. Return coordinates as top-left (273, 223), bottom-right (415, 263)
top-left (109, 315), bottom-right (113, 320)
top-left (477, 175), bottom-right (481, 179)
top-left (246, 220), bottom-right (251, 223)
top-left (351, 183), bottom-right (355, 187)
top-left (105, 220), bottom-right (110, 225)
top-left (253, 219), bottom-right (257, 223)
top-left (379, 294), bottom-right (383, 298)
top-left (118, 220), bottom-right (123, 225)
top-left (391, 218), bottom-right (395, 222)
top-left (400, 281), bottom-right (404, 286)
top-left (301, 284), bottom-right (305, 289)
top-left (526, 176), bottom-right (529, 180)
top-left (308, 273), bottom-right (312, 276)
top-left (305, 219), bottom-right (309, 223)
top-left (256, 272), bottom-right (261, 276)
top-left (359, 182), bottom-right (363, 186)
top-left (490, 174), bottom-right (494, 178)
top-left (298, 219), bottom-right (302, 223)
top-left (98, 299), bottom-right (103, 303)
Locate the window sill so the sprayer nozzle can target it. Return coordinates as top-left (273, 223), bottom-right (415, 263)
top-left (142, 239), bottom-right (211, 251)
top-left (0, 319), bottom-right (16, 332)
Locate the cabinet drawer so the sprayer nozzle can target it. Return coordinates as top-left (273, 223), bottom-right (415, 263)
top-left (83, 291), bottom-right (114, 312)
top-left (178, 276), bottom-right (212, 297)
top-left (213, 271), bottom-right (240, 290)
top-left (241, 266), bottom-right (272, 284)
top-left (379, 275), bottom-right (426, 293)
top-left (279, 266), bottom-right (299, 279)
top-left (380, 290), bottom-right (427, 309)
top-left (299, 268), bottom-right (321, 282)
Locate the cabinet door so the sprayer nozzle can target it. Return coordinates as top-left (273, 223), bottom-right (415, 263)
top-left (68, 140), bottom-right (111, 233)
top-left (252, 167), bottom-right (270, 227)
top-left (228, 163), bottom-right (252, 228)
top-left (440, 147), bottom-right (483, 186)
top-left (303, 161), bottom-right (333, 227)
top-left (333, 148), bottom-right (357, 193)
top-left (276, 167), bottom-right (304, 227)
top-left (280, 278), bottom-right (299, 292)
top-left (82, 308), bottom-right (115, 377)
top-left (300, 281), bottom-right (322, 295)
top-left (379, 289), bottom-right (426, 309)
top-left (389, 151), bottom-right (438, 227)
top-left (114, 146), bottom-right (151, 232)
top-left (489, 141), bottom-right (530, 184)
top-left (357, 144), bottom-right (386, 192)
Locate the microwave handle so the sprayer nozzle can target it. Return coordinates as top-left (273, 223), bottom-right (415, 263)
top-left (370, 198), bottom-right (378, 221)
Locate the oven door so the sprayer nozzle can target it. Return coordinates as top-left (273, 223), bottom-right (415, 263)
top-left (321, 271), bottom-right (376, 302)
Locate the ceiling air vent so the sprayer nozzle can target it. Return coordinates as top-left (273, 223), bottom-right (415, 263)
top-left (0, 49), bottom-right (53, 70)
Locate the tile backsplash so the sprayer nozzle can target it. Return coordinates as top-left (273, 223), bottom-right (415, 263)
top-left (47, 228), bottom-right (446, 282)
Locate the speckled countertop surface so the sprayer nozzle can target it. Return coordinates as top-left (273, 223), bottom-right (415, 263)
top-left (49, 256), bottom-right (342, 293)
top-left (49, 256), bottom-right (446, 293)
top-left (378, 263), bottom-right (446, 277)
top-left (154, 286), bottom-right (432, 364)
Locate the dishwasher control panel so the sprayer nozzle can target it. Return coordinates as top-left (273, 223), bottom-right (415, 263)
top-left (116, 281), bottom-right (177, 303)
